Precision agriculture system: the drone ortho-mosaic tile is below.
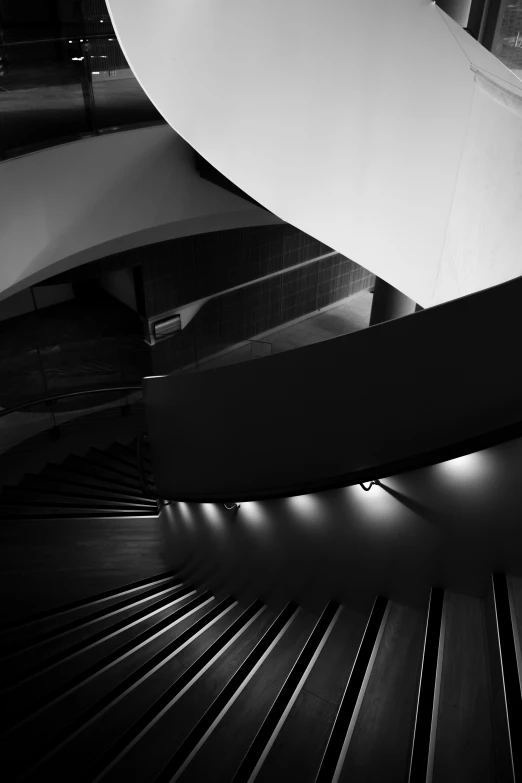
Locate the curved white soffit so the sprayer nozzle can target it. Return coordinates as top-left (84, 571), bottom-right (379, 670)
top-left (0, 124), bottom-right (281, 303)
top-left (108, 0), bottom-right (522, 307)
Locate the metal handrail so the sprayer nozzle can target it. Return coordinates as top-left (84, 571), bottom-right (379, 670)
top-left (2, 35), bottom-right (121, 47)
top-left (0, 385), bottom-right (142, 419)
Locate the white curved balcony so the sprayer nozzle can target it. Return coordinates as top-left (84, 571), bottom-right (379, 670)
top-left (108, 0), bottom-right (522, 307)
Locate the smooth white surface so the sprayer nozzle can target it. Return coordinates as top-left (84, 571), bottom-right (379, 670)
top-left (435, 70), bottom-right (522, 303)
top-left (108, 0), bottom-right (522, 306)
top-left (0, 124), bottom-right (281, 303)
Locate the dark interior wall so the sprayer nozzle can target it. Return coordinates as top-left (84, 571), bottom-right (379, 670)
top-left (140, 225), bottom-right (336, 318)
top-left (436, 0), bottom-right (472, 26)
top-left (144, 273), bottom-right (522, 500)
top-left (147, 253), bottom-right (374, 374)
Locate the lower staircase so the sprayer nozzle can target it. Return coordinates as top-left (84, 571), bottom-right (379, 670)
top-left (0, 440), bottom-right (521, 782)
top-left (0, 438), bottom-right (158, 519)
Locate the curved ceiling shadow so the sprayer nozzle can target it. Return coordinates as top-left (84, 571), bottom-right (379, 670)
top-left (0, 124), bottom-right (281, 303)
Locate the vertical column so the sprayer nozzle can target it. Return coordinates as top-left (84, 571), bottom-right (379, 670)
top-left (369, 277), bottom-right (418, 326)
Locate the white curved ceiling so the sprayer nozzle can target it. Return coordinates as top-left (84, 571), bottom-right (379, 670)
top-left (0, 125), bottom-right (280, 303)
top-left (108, 0), bottom-right (522, 307)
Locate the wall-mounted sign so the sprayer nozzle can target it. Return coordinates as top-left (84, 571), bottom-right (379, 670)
top-left (153, 314), bottom-right (181, 340)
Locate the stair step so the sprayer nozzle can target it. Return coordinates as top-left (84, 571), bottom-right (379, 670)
top-left (254, 604), bottom-right (368, 782)
top-left (0, 577), bottom-right (183, 660)
top-left (0, 570), bottom-right (179, 633)
top-left (105, 442), bottom-right (153, 470)
top-left (73, 451), bottom-right (155, 485)
top-left (147, 604), bottom-right (311, 783)
top-left (338, 600), bottom-right (426, 783)
top-left (430, 592), bottom-right (497, 781)
top-left (62, 456), bottom-right (147, 492)
top-left (0, 590), bottom-right (212, 763)
top-left (0, 504), bottom-right (158, 519)
top-left (2, 586), bottom-right (204, 701)
top-left (111, 441), bottom-right (153, 467)
top-left (20, 475), bottom-right (157, 506)
top-left (83, 448), bottom-right (154, 482)
top-left (0, 487), bottom-right (157, 510)
top-left (42, 464), bottom-right (148, 498)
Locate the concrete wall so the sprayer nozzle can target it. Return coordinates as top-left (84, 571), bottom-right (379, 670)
top-left (108, 0), bottom-right (522, 307)
top-left (0, 124), bottom-right (282, 304)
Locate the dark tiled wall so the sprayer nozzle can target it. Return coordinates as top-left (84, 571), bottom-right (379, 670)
top-left (150, 252), bottom-right (375, 373)
top-left (138, 225), bottom-right (334, 318)
top-left (242, 276), bottom-right (283, 338)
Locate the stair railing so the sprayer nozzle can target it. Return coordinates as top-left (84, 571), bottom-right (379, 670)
top-left (0, 385), bottom-right (144, 454)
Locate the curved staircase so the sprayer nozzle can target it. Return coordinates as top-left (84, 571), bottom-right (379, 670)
top-left (0, 439), bottom-right (158, 520)
top-left (0, 439), bottom-right (521, 782)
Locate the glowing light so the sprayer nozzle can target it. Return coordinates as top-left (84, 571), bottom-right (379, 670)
top-left (240, 501), bottom-right (266, 527)
top-left (201, 503), bottom-right (227, 536)
top-left (175, 501), bottom-right (194, 529)
top-left (202, 503), bottom-right (222, 522)
top-left (349, 482), bottom-right (398, 523)
top-left (92, 71), bottom-right (100, 74)
top-left (287, 493), bottom-right (323, 523)
top-left (437, 451), bottom-right (492, 482)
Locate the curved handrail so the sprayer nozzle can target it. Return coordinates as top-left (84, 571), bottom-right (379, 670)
top-left (145, 414), bottom-right (522, 505)
top-left (0, 386), bottom-right (142, 419)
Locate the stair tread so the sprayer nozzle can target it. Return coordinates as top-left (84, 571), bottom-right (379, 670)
top-left (41, 465), bottom-right (148, 497)
top-left (84, 448), bottom-right (154, 480)
top-left (19, 476), bottom-right (157, 505)
top-left (61, 458), bottom-right (148, 491)
top-left (0, 488), bottom-right (156, 509)
top-left (106, 443), bottom-right (153, 469)
top-left (0, 504), bottom-right (157, 517)
top-left (68, 453), bottom-right (154, 482)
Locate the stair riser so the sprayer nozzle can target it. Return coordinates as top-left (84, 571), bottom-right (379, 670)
top-left (0, 488), bottom-right (156, 510)
top-left (41, 467), bottom-right (148, 498)
top-left (18, 478), bottom-right (157, 506)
